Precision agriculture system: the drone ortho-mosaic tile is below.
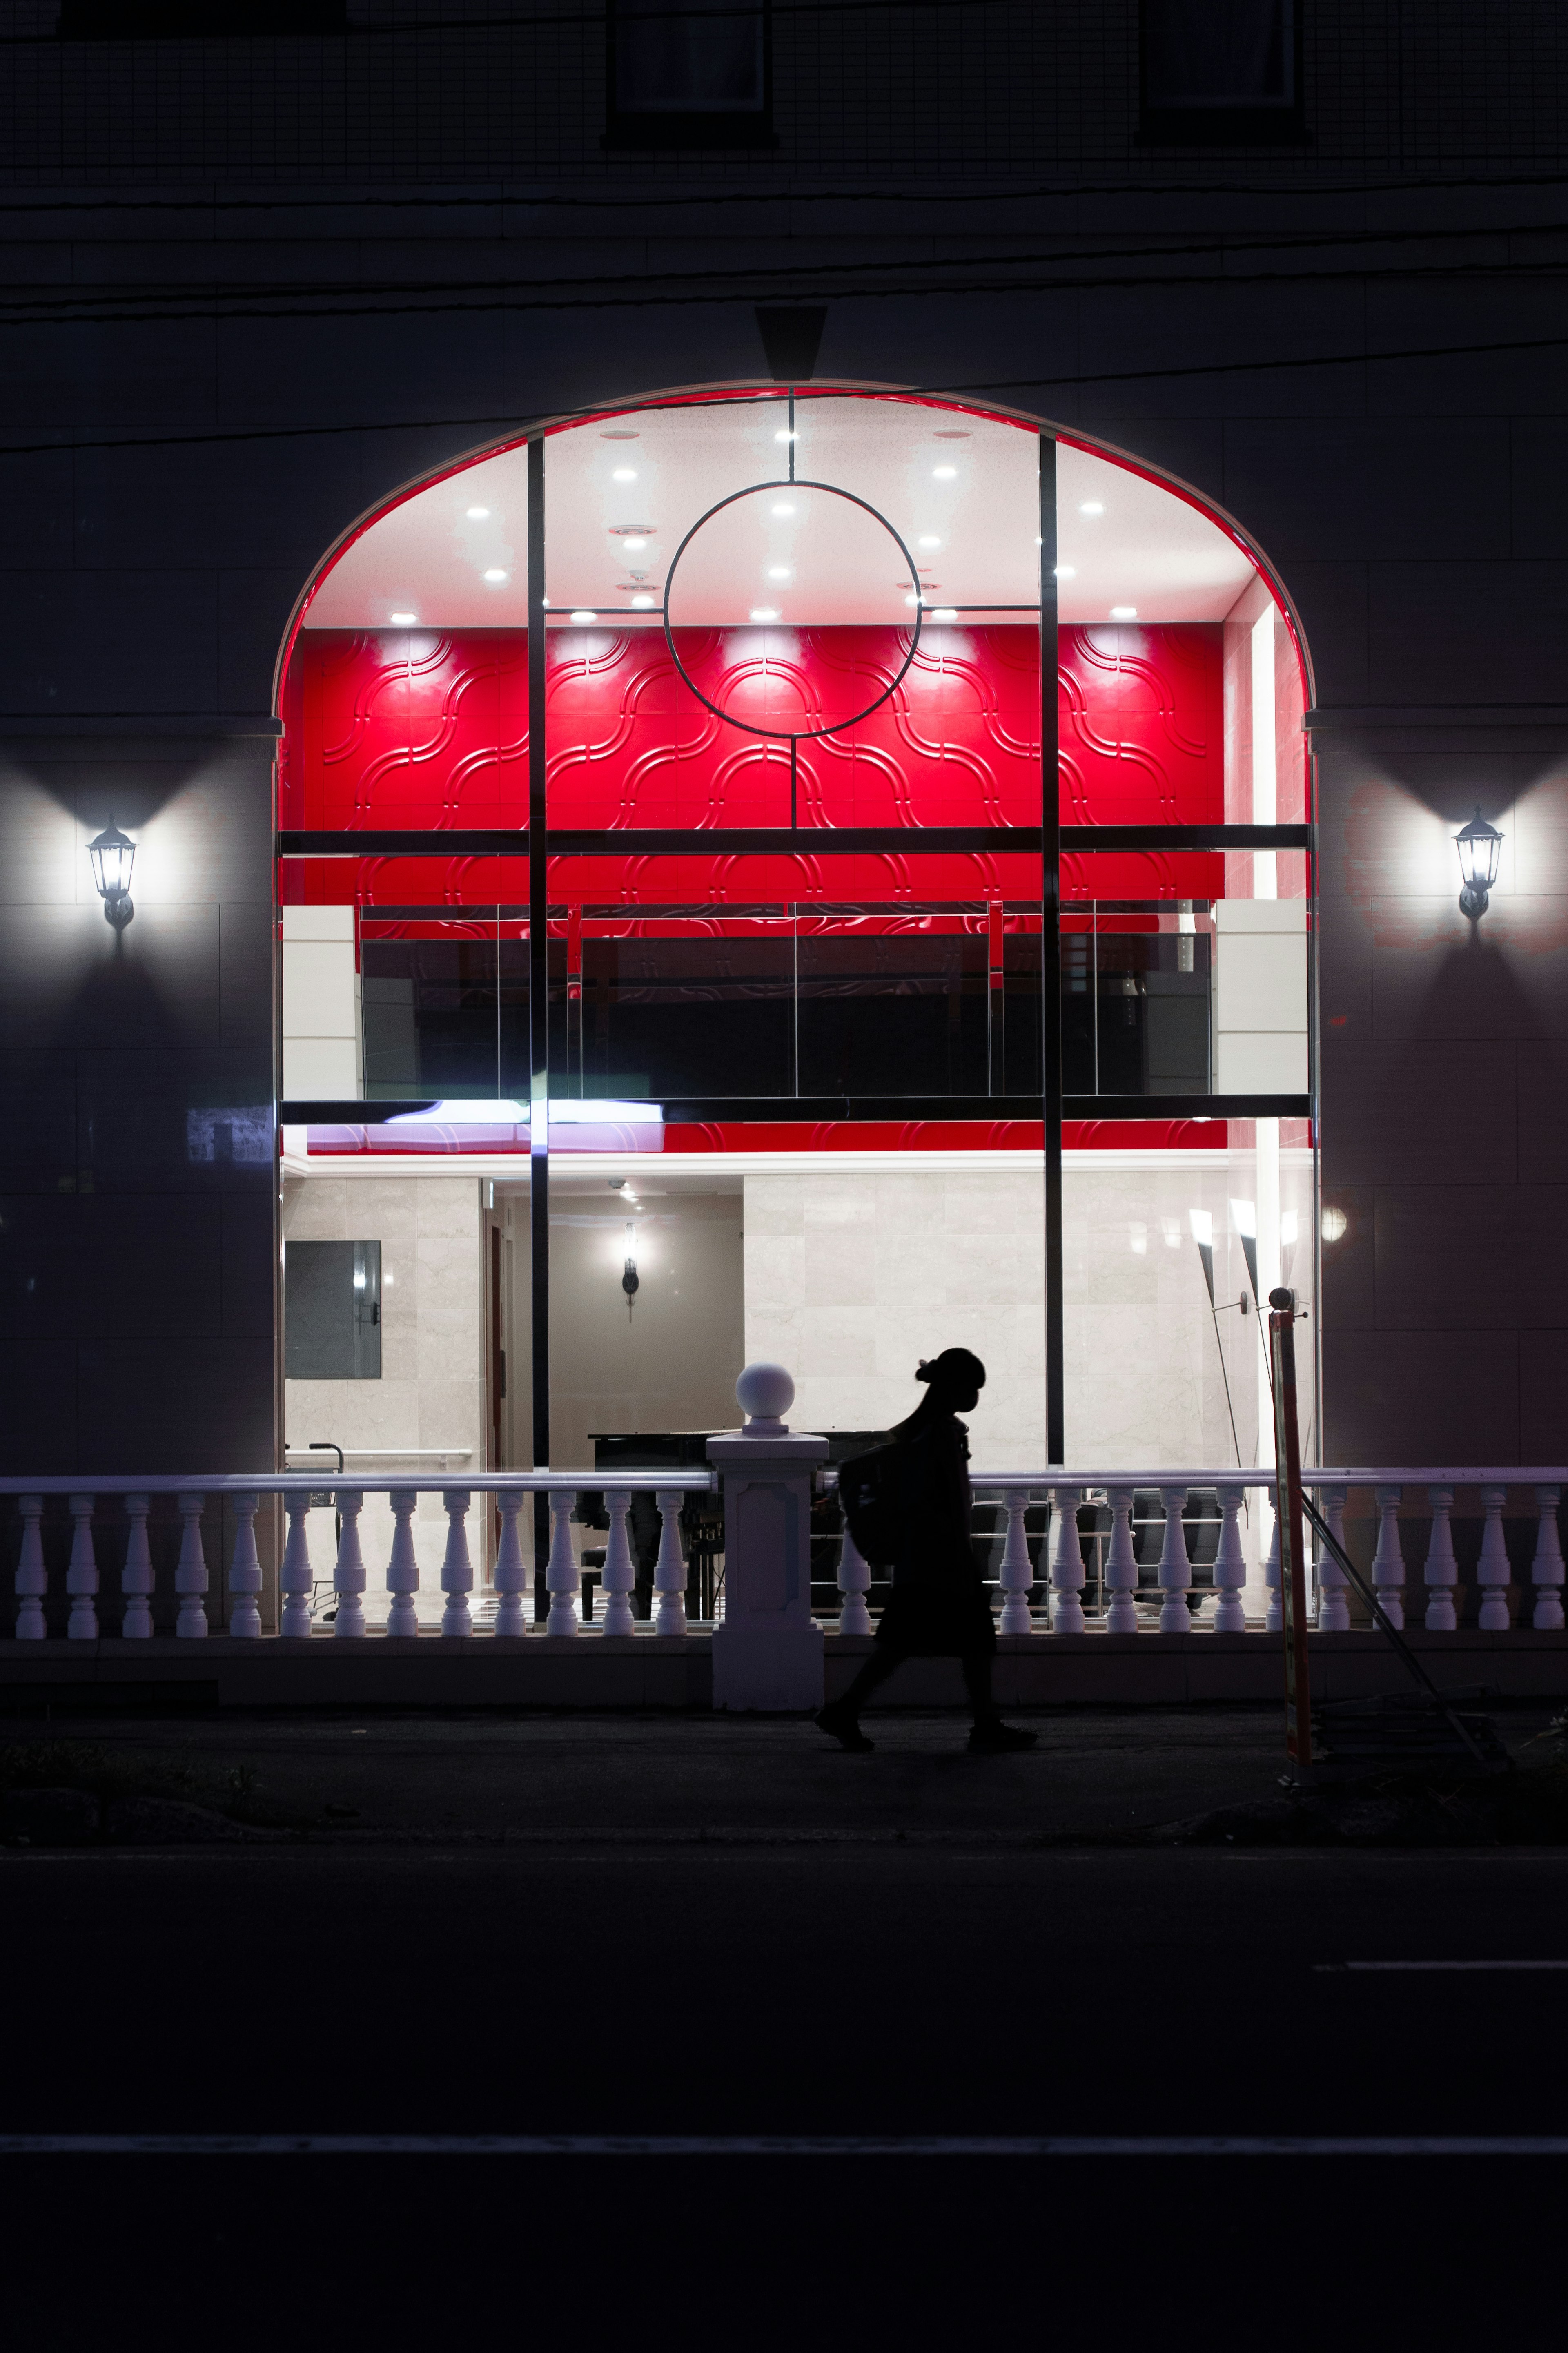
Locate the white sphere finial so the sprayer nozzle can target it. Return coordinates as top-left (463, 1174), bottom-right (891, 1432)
top-left (736, 1362), bottom-right (794, 1432)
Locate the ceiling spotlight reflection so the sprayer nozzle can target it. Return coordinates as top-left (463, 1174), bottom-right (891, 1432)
top-left (1110, 605), bottom-right (1138, 619)
top-left (933, 465), bottom-right (958, 480)
top-left (771, 502), bottom-right (795, 517)
top-left (918, 535), bottom-right (942, 548)
top-left (483, 568), bottom-right (508, 583)
top-left (621, 537), bottom-right (647, 551)
top-left (466, 506), bottom-right (490, 519)
top-left (390, 611), bottom-right (416, 624)
top-left (612, 468), bottom-right (638, 482)
top-left (931, 607), bottom-right (958, 622)
top-left (1055, 565), bottom-right (1076, 578)
top-left (750, 607), bottom-right (779, 621)
top-left (1079, 501), bottom-right (1104, 515)
top-left (570, 609), bottom-right (597, 625)
top-left (766, 566), bottom-right (791, 581)
top-left (630, 594), bottom-right (654, 609)
top-left (904, 594), bottom-right (921, 609)
top-left (774, 430), bottom-right (798, 444)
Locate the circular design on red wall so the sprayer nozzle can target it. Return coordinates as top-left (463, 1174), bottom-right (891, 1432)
top-left (662, 479), bottom-right (925, 741)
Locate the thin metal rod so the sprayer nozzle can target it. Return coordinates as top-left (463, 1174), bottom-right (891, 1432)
top-left (527, 437), bottom-right (550, 1498)
top-left (1040, 435), bottom-right (1063, 1464)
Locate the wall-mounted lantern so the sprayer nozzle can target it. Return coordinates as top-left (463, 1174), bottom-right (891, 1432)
top-left (87, 820), bottom-right (136, 928)
top-left (1456, 808), bottom-right (1503, 920)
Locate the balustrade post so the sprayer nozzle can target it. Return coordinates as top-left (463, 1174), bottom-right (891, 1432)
top-left (1212, 1484), bottom-right (1248, 1631)
top-left (1423, 1485), bottom-right (1458, 1631)
top-left (1318, 1484), bottom-right (1351, 1632)
top-left (1103, 1486), bottom-right (1138, 1633)
top-left (332, 1491), bottom-right (367, 1638)
top-left (1049, 1487), bottom-right (1087, 1634)
top-left (1475, 1484), bottom-right (1512, 1630)
top-left (653, 1489), bottom-right (689, 1637)
top-left (385, 1490), bottom-right (421, 1637)
top-left (708, 1368), bottom-right (826, 1712)
top-left (1532, 1485), bottom-right (1565, 1630)
top-left (228, 1492), bottom-right (263, 1639)
top-left (1156, 1485), bottom-right (1192, 1634)
top-left (121, 1493), bottom-right (154, 1639)
top-left (14, 1493), bottom-right (47, 1640)
top-left (997, 1488), bottom-right (1033, 1635)
top-left (66, 1492), bottom-right (98, 1641)
top-left (280, 1494), bottom-right (314, 1639)
top-left (174, 1494), bottom-right (209, 1638)
top-left (494, 1490), bottom-right (529, 1638)
top-left (600, 1489), bottom-right (636, 1636)
top-left (544, 1491), bottom-right (581, 1637)
top-left (1372, 1486), bottom-right (1405, 1629)
top-left (1262, 1489), bottom-right (1282, 1633)
top-left (440, 1490), bottom-right (474, 1638)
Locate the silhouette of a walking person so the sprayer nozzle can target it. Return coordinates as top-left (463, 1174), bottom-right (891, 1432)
top-left (815, 1347), bottom-right (1038, 1753)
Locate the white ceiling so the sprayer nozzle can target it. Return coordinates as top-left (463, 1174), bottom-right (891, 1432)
top-left (305, 395), bottom-right (1260, 633)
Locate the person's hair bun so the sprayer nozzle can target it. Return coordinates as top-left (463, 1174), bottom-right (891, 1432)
top-left (915, 1359), bottom-right (935, 1383)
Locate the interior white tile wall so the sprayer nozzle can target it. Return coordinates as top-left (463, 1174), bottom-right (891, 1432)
top-left (282, 905), bottom-right (359, 1100)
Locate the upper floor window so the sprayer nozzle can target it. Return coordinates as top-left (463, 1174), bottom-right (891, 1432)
top-left (1140, 0), bottom-right (1305, 145)
top-left (59, 3), bottom-right (345, 31)
top-left (606, 0), bottom-right (775, 150)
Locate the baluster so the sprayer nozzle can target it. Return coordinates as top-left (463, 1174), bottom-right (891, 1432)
top-left (493, 1490), bottom-right (528, 1637)
top-left (653, 1488), bottom-right (689, 1637)
top-left (1212, 1483), bottom-right (1248, 1631)
top-left (1262, 1489), bottom-right (1282, 1633)
top-left (385, 1490), bottom-right (421, 1637)
top-left (997, 1488), bottom-right (1034, 1635)
top-left (14, 1492), bottom-right (47, 1640)
top-left (1475, 1483), bottom-right (1512, 1630)
top-left (121, 1492), bottom-right (154, 1639)
top-left (1103, 1486), bottom-right (1138, 1633)
top-left (280, 1493), bottom-right (313, 1638)
top-left (1049, 1486), bottom-right (1087, 1633)
top-left (332, 1490), bottom-right (367, 1638)
top-left (1423, 1485), bottom-right (1458, 1631)
top-left (600, 1488), bottom-right (636, 1636)
top-left (1532, 1485), bottom-right (1565, 1630)
top-left (1157, 1484), bottom-right (1192, 1633)
top-left (66, 1492), bottom-right (98, 1641)
top-left (228, 1491), bottom-right (263, 1639)
top-left (835, 1495), bottom-right (873, 1637)
top-left (440, 1489), bottom-right (474, 1638)
top-left (544, 1490), bottom-right (581, 1637)
top-left (175, 1494), bottom-right (209, 1637)
top-left (1317, 1483), bottom-right (1350, 1632)
top-left (1372, 1485), bottom-right (1405, 1629)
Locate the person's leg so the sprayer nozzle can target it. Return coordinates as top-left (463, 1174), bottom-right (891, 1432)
top-left (816, 1645), bottom-right (903, 1749)
top-left (962, 1648), bottom-right (1038, 1750)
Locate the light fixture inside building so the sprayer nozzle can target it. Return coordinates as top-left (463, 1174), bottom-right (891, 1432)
top-left (612, 467), bottom-right (638, 482)
top-left (390, 610), bottom-right (416, 624)
top-left (622, 1222), bottom-right (639, 1318)
top-left (932, 607), bottom-right (958, 622)
top-left (621, 537), bottom-right (647, 551)
top-left (1055, 565), bottom-right (1076, 579)
top-left (766, 566), bottom-right (791, 581)
top-left (750, 606), bottom-right (778, 621)
top-left (466, 505), bottom-right (490, 519)
top-left (630, 594), bottom-right (654, 609)
top-left (918, 535), bottom-right (942, 548)
top-left (771, 502), bottom-right (795, 517)
top-left (1079, 500), bottom-right (1104, 515)
top-left (1456, 807), bottom-right (1503, 918)
top-left (88, 819), bottom-right (135, 928)
top-left (570, 610), bottom-right (597, 625)
top-left (483, 568), bottom-right (508, 583)
top-left (1110, 605), bottom-right (1138, 620)
top-left (932, 465), bottom-right (957, 480)
top-left (1321, 1206), bottom-right (1348, 1242)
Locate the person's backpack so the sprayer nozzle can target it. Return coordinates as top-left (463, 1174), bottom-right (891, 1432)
top-left (836, 1440), bottom-right (910, 1568)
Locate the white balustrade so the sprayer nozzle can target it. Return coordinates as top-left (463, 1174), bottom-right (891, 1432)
top-left (1476, 1484), bottom-right (1512, 1630)
top-left (1262, 1489), bottom-right (1281, 1633)
top-left (385, 1490), bottom-right (421, 1637)
top-left (332, 1490), bottom-right (367, 1639)
top-left (600, 1489), bottom-right (636, 1636)
top-left (229, 1492), bottom-right (263, 1639)
top-left (1533, 1485), bottom-right (1564, 1631)
top-left (1424, 1485), bottom-right (1458, 1631)
top-left (1212, 1483), bottom-right (1248, 1631)
top-left (122, 1493), bottom-right (154, 1639)
top-left (1050, 1487), bottom-right (1087, 1633)
top-left (651, 1489), bottom-right (688, 1637)
top-left (1372, 1485), bottom-right (1405, 1629)
top-left (1103, 1486), bottom-right (1138, 1633)
top-left (494, 1491), bottom-right (529, 1638)
top-left (1317, 1483), bottom-right (1350, 1633)
top-left (544, 1491), bottom-right (580, 1636)
top-left (1157, 1485), bottom-right (1192, 1633)
top-left (175, 1493), bottom-right (208, 1639)
top-left (997, 1488), bottom-right (1034, 1634)
top-left (440, 1490), bottom-right (473, 1638)
top-left (836, 1510), bottom-right (873, 1637)
top-left (66, 1492), bottom-right (98, 1641)
top-left (14, 1493), bottom-right (46, 1641)
top-left (280, 1494), bottom-right (313, 1638)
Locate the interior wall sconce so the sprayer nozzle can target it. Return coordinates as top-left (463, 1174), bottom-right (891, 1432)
top-left (1456, 808), bottom-right (1503, 919)
top-left (87, 820), bottom-right (136, 928)
top-left (622, 1222), bottom-right (639, 1320)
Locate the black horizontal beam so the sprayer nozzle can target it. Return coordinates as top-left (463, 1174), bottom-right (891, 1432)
top-left (281, 1094), bottom-right (1313, 1128)
top-left (278, 824), bottom-right (1311, 859)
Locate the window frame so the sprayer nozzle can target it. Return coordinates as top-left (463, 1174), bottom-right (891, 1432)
top-left (604, 0), bottom-right (777, 153)
top-left (1138, 0), bottom-right (1307, 149)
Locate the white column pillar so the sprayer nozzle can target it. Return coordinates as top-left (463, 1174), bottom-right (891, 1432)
top-left (494, 1490), bottom-right (529, 1637)
top-left (228, 1492), bottom-right (263, 1639)
top-left (66, 1492), bottom-right (98, 1641)
top-left (14, 1493), bottom-right (47, 1640)
top-left (1317, 1483), bottom-right (1350, 1632)
top-left (1423, 1485), bottom-right (1458, 1631)
top-left (997, 1488), bottom-right (1033, 1635)
top-left (544, 1491), bottom-right (580, 1637)
top-left (175, 1494), bottom-right (209, 1638)
top-left (1372, 1485), bottom-right (1405, 1629)
top-left (1103, 1486), bottom-right (1138, 1633)
top-left (332, 1490), bottom-right (367, 1638)
top-left (280, 1494), bottom-right (314, 1639)
top-left (1212, 1483), bottom-right (1248, 1631)
top-left (708, 1365), bottom-right (826, 1712)
top-left (653, 1488), bottom-right (689, 1637)
top-left (386, 1490), bottom-right (421, 1637)
top-left (600, 1489), bottom-right (636, 1636)
top-left (1157, 1485), bottom-right (1192, 1634)
top-left (1475, 1484), bottom-right (1512, 1630)
top-left (1049, 1487), bottom-right (1086, 1633)
top-left (121, 1493), bottom-right (154, 1639)
top-left (1532, 1485), bottom-right (1564, 1630)
top-left (440, 1490), bottom-right (474, 1638)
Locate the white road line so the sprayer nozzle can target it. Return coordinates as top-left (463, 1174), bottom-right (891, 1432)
top-left (1, 2135), bottom-right (1567, 2157)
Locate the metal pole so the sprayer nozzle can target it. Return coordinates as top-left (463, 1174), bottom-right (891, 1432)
top-left (527, 439), bottom-right (551, 1595)
top-left (1040, 435), bottom-right (1063, 1464)
top-left (1268, 1288), bottom-right (1312, 1767)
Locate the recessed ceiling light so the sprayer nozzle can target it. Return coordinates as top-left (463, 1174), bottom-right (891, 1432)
top-left (774, 430), bottom-right (798, 444)
top-left (904, 594), bottom-right (921, 609)
top-left (932, 607), bottom-right (958, 622)
top-left (390, 611), bottom-right (416, 624)
top-left (1054, 565), bottom-right (1076, 578)
top-left (933, 465), bottom-right (958, 480)
top-left (918, 535), bottom-right (942, 548)
top-left (600, 430), bottom-right (639, 440)
top-left (570, 609), bottom-right (597, 624)
top-left (466, 505), bottom-right (490, 519)
top-left (1110, 604), bottom-right (1137, 619)
top-left (612, 467), bottom-right (638, 482)
top-left (766, 566), bottom-right (791, 581)
top-left (630, 594), bottom-right (654, 609)
top-left (932, 429), bottom-right (971, 439)
top-left (483, 568), bottom-right (508, 583)
top-left (1079, 500), bottom-right (1105, 515)
top-left (621, 536), bottom-right (647, 551)
top-left (771, 502), bottom-right (795, 517)
top-left (750, 607), bottom-right (779, 621)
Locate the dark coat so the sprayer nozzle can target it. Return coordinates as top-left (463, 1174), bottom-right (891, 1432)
top-left (872, 1411), bottom-right (997, 1659)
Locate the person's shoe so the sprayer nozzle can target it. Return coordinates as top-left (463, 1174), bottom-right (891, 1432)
top-left (815, 1701), bottom-right (875, 1753)
top-left (967, 1718), bottom-right (1038, 1753)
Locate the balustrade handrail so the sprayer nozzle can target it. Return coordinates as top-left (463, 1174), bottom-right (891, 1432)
top-left (0, 1470), bottom-right (715, 1497)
